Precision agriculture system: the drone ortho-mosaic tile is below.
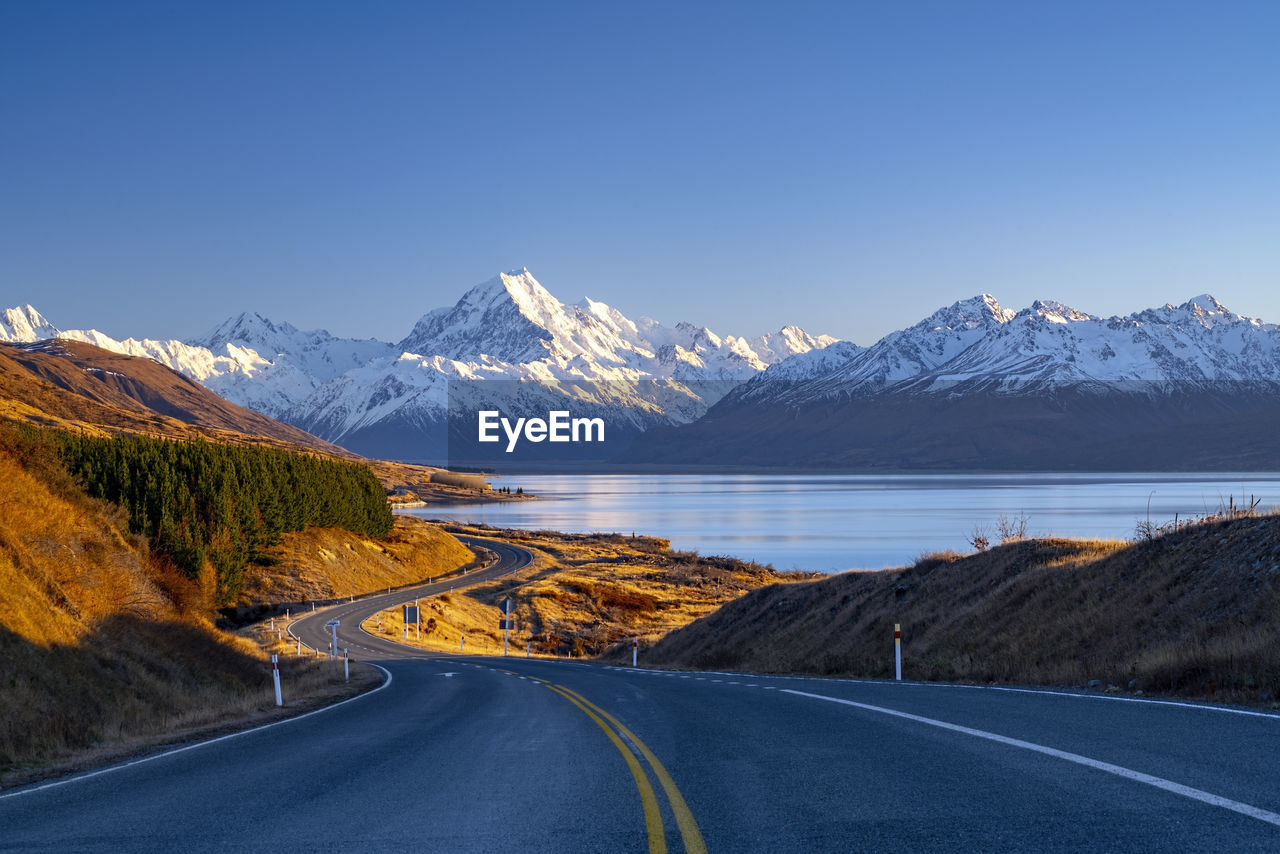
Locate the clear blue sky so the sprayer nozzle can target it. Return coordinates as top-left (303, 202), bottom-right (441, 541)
top-left (2, 1), bottom-right (1277, 345)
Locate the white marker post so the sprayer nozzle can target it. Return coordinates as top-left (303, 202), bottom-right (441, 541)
top-left (344, 648), bottom-right (349, 682)
top-left (272, 654), bottom-right (282, 706)
top-left (296, 637), bottom-right (301, 655)
top-left (326, 620), bottom-right (340, 662)
top-left (526, 640), bottom-right (530, 658)
top-left (460, 636), bottom-right (465, 654)
top-left (632, 637), bottom-right (638, 668)
top-left (503, 598), bottom-right (511, 657)
top-left (894, 623), bottom-right (902, 681)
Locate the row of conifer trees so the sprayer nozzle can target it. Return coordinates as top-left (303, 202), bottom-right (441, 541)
top-left (56, 432), bottom-right (393, 603)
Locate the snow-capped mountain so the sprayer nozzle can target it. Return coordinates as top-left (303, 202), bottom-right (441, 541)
top-left (2, 268), bottom-right (834, 462)
top-left (624, 293), bottom-right (1280, 470)
top-left (188, 312), bottom-right (397, 418)
top-left (0, 305), bottom-right (59, 343)
top-left (740, 293), bottom-right (1280, 403)
top-left (292, 269), bottom-right (835, 458)
top-left (398, 270), bottom-right (832, 379)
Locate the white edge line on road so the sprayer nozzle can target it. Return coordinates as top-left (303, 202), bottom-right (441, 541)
top-left (0, 664), bottom-right (394, 801)
top-left (782, 688), bottom-right (1280, 828)
top-left (622, 666), bottom-right (1280, 721)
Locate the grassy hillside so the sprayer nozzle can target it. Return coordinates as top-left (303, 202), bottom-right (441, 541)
top-left (644, 516), bottom-right (1280, 705)
top-left (0, 423), bottom-right (467, 784)
top-left (0, 430), bottom-right (278, 781)
top-left (235, 516), bottom-right (476, 607)
top-left (362, 524), bottom-right (813, 658)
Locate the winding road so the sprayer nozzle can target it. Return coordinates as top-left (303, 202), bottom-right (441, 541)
top-left (3, 535), bottom-right (1280, 852)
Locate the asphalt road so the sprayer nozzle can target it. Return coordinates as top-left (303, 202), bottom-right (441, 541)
top-left (4, 536), bottom-right (1280, 852)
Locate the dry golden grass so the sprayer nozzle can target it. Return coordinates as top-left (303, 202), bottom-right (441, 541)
top-left (645, 517), bottom-right (1280, 705)
top-left (361, 524), bottom-right (811, 658)
top-left (0, 430), bottom-right (380, 787)
top-left (232, 516), bottom-right (476, 609)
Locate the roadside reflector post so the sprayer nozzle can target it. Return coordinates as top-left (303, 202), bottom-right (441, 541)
top-left (270, 617), bottom-right (274, 631)
top-left (272, 654), bottom-right (282, 706)
top-left (894, 623), bottom-right (902, 681)
top-left (277, 629), bottom-right (281, 641)
top-left (416, 599), bottom-right (421, 639)
top-left (286, 609), bottom-right (290, 620)
top-left (344, 648), bottom-right (349, 682)
top-left (460, 636), bottom-right (465, 654)
top-left (327, 620), bottom-right (340, 662)
top-left (296, 637), bottom-right (301, 655)
top-left (633, 637), bottom-right (638, 668)
top-left (502, 597), bottom-right (512, 657)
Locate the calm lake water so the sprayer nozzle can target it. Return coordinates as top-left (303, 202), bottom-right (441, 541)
top-left (402, 473), bottom-right (1280, 573)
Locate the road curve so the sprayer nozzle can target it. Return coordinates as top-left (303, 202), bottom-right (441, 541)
top-left (288, 534), bottom-right (535, 659)
top-left (4, 535), bottom-right (1280, 852)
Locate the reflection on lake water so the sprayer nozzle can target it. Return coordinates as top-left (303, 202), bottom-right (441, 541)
top-left (401, 473), bottom-right (1280, 573)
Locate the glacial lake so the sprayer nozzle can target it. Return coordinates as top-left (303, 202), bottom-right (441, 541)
top-left (401, 473), bottom-right (1280, 573)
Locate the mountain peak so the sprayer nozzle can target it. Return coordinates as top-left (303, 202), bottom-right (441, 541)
top-left (1025, 299), bottom-right (1093, 324)
top-left (400, 269), bottom-right (567, 362)
top-left (1, 303), bottom-right (61, 343)
top-left (1180, 294), bottom-right (1229, 315)
top-left (920, 294), bottom-right (1015, 331)
top-left (193, 311), bottom-right (301, 350)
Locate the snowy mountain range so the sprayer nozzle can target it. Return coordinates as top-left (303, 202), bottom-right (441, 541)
top-left (737, 292), bottom-right (1280, 402)
top-left (623, 293), bottom-right (1280, 470)
top-left (2, 269), bottom-right (834, 461)
top-left (9, 282), bottom-right (1280, 469)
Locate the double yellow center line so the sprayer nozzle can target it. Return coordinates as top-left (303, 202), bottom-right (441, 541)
top-left (508, 671), bottom-right (707, 854)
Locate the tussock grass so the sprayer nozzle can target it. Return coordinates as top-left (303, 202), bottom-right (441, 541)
top-left (645, 518), bottom-right (1280, 705)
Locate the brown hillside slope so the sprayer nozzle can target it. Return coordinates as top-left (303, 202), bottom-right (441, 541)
top-left (0, 339), bottom-right (339, 452)
top-left (644, 517), bottom-right (1280, 704)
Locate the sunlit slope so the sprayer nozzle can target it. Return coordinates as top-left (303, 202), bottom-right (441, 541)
top-left (646, 517), bottom-right (1280, 703)
top-left (237, 516), bottom-right (475, 607)
top-left (0, 433), bottom-right (268, 773)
